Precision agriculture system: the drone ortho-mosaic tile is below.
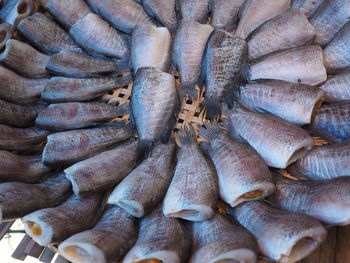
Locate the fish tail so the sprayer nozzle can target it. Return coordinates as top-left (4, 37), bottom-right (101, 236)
top-left (179, 84), bottom-right (198, 101)
top-left (177, 125), bottom-right (196, 145)
top-left (199, 122), bottom-right (222, 141)
top-left (137, 139), bottom-right (153, 157)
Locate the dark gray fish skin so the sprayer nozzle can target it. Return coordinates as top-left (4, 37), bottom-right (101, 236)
top-left (172, 19), bottom-right (213, 99)
top-left (177, 0), bottom-right (210, 23)
top-left (228, 201), bottom-right (327, 263)
top-left (1, 0), bottom-right (34, 26)
top-left (0, 99), bottom-right (46, 128)
top-left (201, 30), bottom-right (248, 120)
top-left (310, 0), bottom-right (350, 46)
top-left (42, 123), bottom-right (131, 166)
top-left (292, 0), bottom-right (326, 17)
top-left (222, 103), bottom-right (314, 168)
top-left (309, 101), bottom-right (350, 142)
top-left (46, 50), bottom-right (120, 78)
top-left (108, 142), bottom-right (175, 218)
top-left (210, 0), bottom-right (245, 31)
top-left (69, 13), bottom-right (129, 59)
top-left (142, 0), bottom-right (177, 31)
top-left (22, 193), bottom-right (104, 246)
top-left (131, 67), bottom-right (179, 153)
top-left (0, 23), bottom-right (13, 51)
top-left (189, 212), bottom-right (258, 263)
top-left (35, 102), bottom-right (126, 131)
top-left (123, 206), bottom-right (191, 263)
top-left (64, 139), bottom-right (140, 196)
top-left (237, 80), bottom-right (325, 125)
top-left (0, 173), bottom-right (72, 222)
top-left (58, 205), bottom-right (138, 263)
top-left (0, 39), bottom-right (49, 78)
top-left (270, 175), bottom-right (350, 226)
top-left (0, 124), bottom-right (49, 152)
top-left (41, 75), bottom-right (132, 103)
top-left (319, 71), bottom-right (350, 102)
top-left (0, 151), bottom-right (50, 183)
top-left (86, 0), bottom-right (155, 34)
top-left (199, 123), bottom-right (274, 207)
top-left (17, 12), bottom-right (82, 55)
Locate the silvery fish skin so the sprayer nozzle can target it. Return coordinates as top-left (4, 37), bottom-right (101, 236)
top-left (237, 80), bottom-right (325, 125)
top-left (199, 123), bottom-right (274, 207)
top-left (222, 104), bottom-right (314, 168)
top-left (172, 19), bottom-right (213, 99)
top-left (201, 30), bottom-right (248, 119)
top-left (310, 0), bottom-right (350, 46)
top-left (319, 70), bottom-right (350, 102)
top-left (0, 151), bottom-right (50, 183)
top-left (142, 0), bottom-right (177, 31)
top-left (42, 75), bottom-right (132, 103)
top-left (18, 13), bottom-right (82, 55)
top-left (249, 45), bottom-right (327, 86)
top-left (309, 101), bottom-right (350, 142)
top-left (1, 0), bottom-right (34, 26)
top-left (0, 124), bottom-right (49, 152)
top-left (69, 13), bottom-right (129, 59)
top-left (292, 0), bottom-right (326, 17)
top-left (210, 0), bottom-right (246, 31)
top-left (229, 201), bottom-right (327, 263)
top-left (131, 24), bottom-right (172, 73)
top-left (0, 99), bottom-right (46, 128)
top-left (163, 128), bottom-right (218, 221)
top-left (22, 194), bottom-right (104, 246)
top-left (236, 0), bottom-right (291, 39)
top-left (64, 139), bottom-right (140, 196)
top-left (177, 0), bottom-right (210, 23)
top-left (123, 206), bottom-right (191, 263)
top-left (86, 0), bottom-right (155, 34)
top-left (108, 142), bottom-right (175, 218)
top-left (0, 174), bottom-right (71, 222)
top-left (0, 23), bottom-right (13, 51)
top-left (46, 50), bottom-right (119, 78)
top-left (131, 67), bottom-right (179, 153)
top-left (36, 102), bottom-right (126, 131)
top-left (0, 0), bottom-right (19, 21)
top-left (323, 22), bottom-right (350, 73)
top-left (0, 39), bottom-right (49, 78)
top-left (189, 212), bottom-right (258, 263)
top-left (270, 175), bottom-right (350, 226)
top-left (58, 205), bottom-right (138, 263)
top-left (248, 10), bottom-right (316, 60)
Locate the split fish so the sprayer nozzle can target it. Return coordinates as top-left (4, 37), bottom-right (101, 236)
top-left (210, 0), bottom-right (246, 31)
top-left (319, 70), bottom-right (350, 102)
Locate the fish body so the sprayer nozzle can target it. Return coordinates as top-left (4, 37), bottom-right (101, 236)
top-left (0, 23), bottom-right (13, 51)
top-left (210, 0), bottom-right (245, 31)
top-left (1, 0), bottom-right (34, 26)
top-left (177, 0), bottom-right (210, 23)
top-left (142, 0), bottom-right (177, 31)
top-left (292, 0), bottom-right (326, 17)
top-left (319, 71), bottom-right (350, 102)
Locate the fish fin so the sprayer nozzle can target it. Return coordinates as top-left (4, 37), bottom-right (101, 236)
top-left (199, 122), bottom-right (222, 141)
top-left (115, 101), bottom-right (130, 116)
top-left (177, 125), bottom-right (196, 146)
top-left (200, 98), bottom-right (222, 120)
top-left (199, 141), bottom-right (211, 155)
top-left (304, 126), bottom-right (340, 145)
top-left (179, 84), bottom-right (198, 100)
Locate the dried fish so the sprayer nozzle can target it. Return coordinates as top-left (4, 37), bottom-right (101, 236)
top-left (1, 0), bottom-right (33, 26)
top-left (210, 0), bottom-right (245, 31)
top-left (58, 205), bottom-right (138, 263)
top-left (177, 0), bottom-right (210, 23)
top-left (292, 0), bottom-right (326, 17)
top-left (108, 142), bottom-right (175, 217)
top-left (199, 123), bottom-right (274, 207)
top-left (319, 70), bottom-right (350, 102)
top-left (0, 23), bottom-right (13, 51)
top-left (142, 0), bottom-right (177, 31)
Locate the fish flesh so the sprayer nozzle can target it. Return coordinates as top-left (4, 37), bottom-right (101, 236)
top-left (177, 0), bottom-right (210, 23)
top-left (108, 142), bottom-right (175, 217)
top-left (1, 0), bottom-right (34, 26)
top-left (236, 0), bottom-right (291, 39)
top-left (199, 123), bottom-right (274, 207)
top-left (323, 22), bottom-right (350, 73)
top-left (319, 70), bottom-right (350, 102)
top-left (189, 212), bottom-right (258, 263)
top-left (0, 39), bottom-right (49, 78)
top-left (222, 103), bottom-right (314, 168)
top-left (237, 80), bottom-right (325, 125)
top-left (18, 13), bottom-right (82, 55)
top-left (248, 10), bottom-right (316, 60)
top-left (249, 45), bottom-right (327, 86)
top-left (131, 67), bottom-right (179, 153)
top-left (123, 205), bottom-right (191, 263)
top-left (69, 13), bottom-right (129, 59)
top-left (201, 30), bottom-right (248, 119)
top-left (163, 127), bottom-right (218, 221)
top-left (270, 174), bottom-right (350, 226)
top-left (42, 123), bottom-right (131, 166)
top-left (58, 205), bottom-right (138, 263)
top-left (292, 0), bottom-right (326, 17)
top-left (22, 194), bottom-right (104, 246)
top-left (210, 0), bottom-right (245, 31)
top-left (0, 23), bottom-right (13, 51)
top-left (41, 75), bottom-right (132, 103)
top-left (0, 124), bottom-right (49, 152)
top-left (36, 102), bottom-right (127, 131)
top-left (310, 0), bottom-right (350, 46)
top-left (172, 19), bottom-right (213, 99)
top-left (64, 139), bottom-right (140, 196)
top-left (142, 0), bottom-right (177, 31)
top-left (228, 201), bottom-right (327, 263)
top-left (131, 24), bottom-right (172, 73)
top-left (0, 173), bottom-right (71, 222)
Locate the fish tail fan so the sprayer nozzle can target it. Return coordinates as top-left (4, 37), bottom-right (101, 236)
top-left (201, 98), bottom-right (222, 120)
top-left (177, 125), bottom-right (196, 146)
top-left (199, 122), bottom-right (222, 141)
top-left (179, 84), bottom-right (198, 101)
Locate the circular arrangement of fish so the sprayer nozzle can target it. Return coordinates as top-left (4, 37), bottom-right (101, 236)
top-left (0, 0), bottom-right (350, 263)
